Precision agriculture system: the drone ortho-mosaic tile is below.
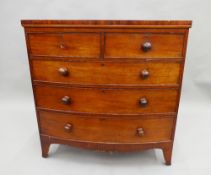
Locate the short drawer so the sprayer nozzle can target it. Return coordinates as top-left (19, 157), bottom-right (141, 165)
top-left (31, 60), bottom-right (181, 86)
top-left (39, 110), bottom-right (174, 143)
top-left (34, 85), bottom-right (178, 114)
top-left (28, 33), bottom-right (101, 58)
top-left (105, 33), bottom-right (184, 59)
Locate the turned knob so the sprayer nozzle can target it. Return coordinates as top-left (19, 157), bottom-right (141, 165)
top-left (58, 67), bottom-right (69, 76)
top-left (142, 42), bottom-right (152, 52)
top-left (139, 97), bottom-right (148, 107)
top-left (59, 43), bottom-right (65, 49)
top-left (64, 123), bottom-right (72, 132)
top-left (61, 96), bottom-right (71, 105)
top-left (141, 69), bottom-right (150, 79)
top-left (137, 128), bottom-right (144, 136)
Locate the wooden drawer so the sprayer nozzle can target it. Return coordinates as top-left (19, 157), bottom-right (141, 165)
top-left (39, 110), bottom-right (174, 143)
top-left (28, 33), bottom-right (101, 58)
top-left (105, 33), bottom-right (184, 59)
top-left (31, 60), bottom-right (181, 86)
top-left (34, 85), bottom-right (178, 114)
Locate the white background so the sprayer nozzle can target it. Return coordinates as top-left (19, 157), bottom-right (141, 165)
top-left (0, 0), bottom-right (211, 174)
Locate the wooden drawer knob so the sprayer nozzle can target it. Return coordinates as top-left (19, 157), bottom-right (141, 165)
top-left (61, 96), bottom-right (71, 105)
top-left (137, 128), bottom-right (144, 136)
top-left (139, 97), bottom-right (148, 107)
top-left (58, 67), bottom-right (69, 76)
top-left (142, 42), bottom-right (152, 52)
top-left (64, 123), bottom-right (72, 132)
top-left (141, 69), bottom-right (150, 79)
top-left (60, 43), bottom-right (65, 49)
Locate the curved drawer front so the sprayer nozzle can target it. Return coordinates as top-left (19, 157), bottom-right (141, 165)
top-left (105, 33), bottom-right (184, 59)
top-left (39, 110), bottom-right (174, 143)
top-left (35, 85), bottom-right (178, 114)
top-left (28, 33), bottom-right (101, 58)
top-left (32, 60), bottom-right (181, 86)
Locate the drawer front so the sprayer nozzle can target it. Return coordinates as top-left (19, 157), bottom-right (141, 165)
top-left (39, 110), bottom-right (174, 143)
top-left (28, 33), bottom-right (101, 58)
top-left (105, 33), bottom-right (184, 58)
top-left (31, 60), bottom-right (181, 85)
top-left (34, 86), bottom-right (178, 114)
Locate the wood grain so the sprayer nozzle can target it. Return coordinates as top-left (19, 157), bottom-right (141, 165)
top-left (31, 60), bottom-right (181, 86)
top-left (39, 110), bottom-right (174, 143)
top-left (21, 20), bottom-right (192, 28)
top-left (21, 20), bottom-right (192, 165)
top-left (34, 85), bottom-right (178, 114)
top-left (105, 33), bottom-right (184, 58)
top-left (28, 33), bottom-right (100, 58)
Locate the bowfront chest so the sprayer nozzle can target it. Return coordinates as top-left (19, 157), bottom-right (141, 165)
top-left (21, 20), bottom-right (191, 165)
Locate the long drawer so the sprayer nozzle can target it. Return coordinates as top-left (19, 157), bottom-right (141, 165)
top-left (105, 33), bottom-right (184, 59)
top-left (31, 60), bottom-right (181, 86)
top-left (39, 110), bottom-right (174, 143)
top-left (34, 85), bottom-right (178, 114)
top-left (28, 33), bottom-right (101, 58)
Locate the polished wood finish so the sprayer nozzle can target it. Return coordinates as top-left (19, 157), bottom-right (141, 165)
top-left (31, 60), bottom-right (181, 86)
top-left (61, 96), bottom-right (71, 105)
top-left (28, 33), bottom-right (101, 58)
top-left (21, 20), bottom-right (192, 28)
top-left (34, 85), bottom-right (178, 114)
top-left (105, 33), bottom-right (184, 58)
top-left (58, 67), bottom-right (69, 76)
top-left (139, 97), bottom-right (148, 107)
top-left (136, 128), bottom-right (145, 137)
top-left (21, 20), bottom-right (191, 165)
top-left (64, 123), bottom-right (73, 132)
top-left (142, 42), bottom-right (152, 52)
top-left (39, 110), bottom-right (174, 143)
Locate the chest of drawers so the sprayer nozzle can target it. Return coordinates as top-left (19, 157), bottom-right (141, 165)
top-left (21, 20), bottom-right (191, 165)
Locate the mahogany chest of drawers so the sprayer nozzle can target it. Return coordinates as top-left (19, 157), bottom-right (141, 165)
top-left (21, 20), bottom-right (191, 165)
